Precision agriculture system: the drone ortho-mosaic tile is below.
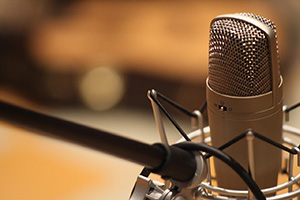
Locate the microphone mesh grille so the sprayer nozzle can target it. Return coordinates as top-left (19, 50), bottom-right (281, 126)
top-left (208, 13), bottom-right (279, 96)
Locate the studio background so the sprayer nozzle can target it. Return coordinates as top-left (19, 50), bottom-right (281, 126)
top-left (0, 1), bottom-right (299, 199)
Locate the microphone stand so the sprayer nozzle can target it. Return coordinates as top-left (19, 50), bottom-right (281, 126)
top-left (0, 100), bottom-right (196, 183)
top-left (0, 99), bottom-right (265, 199)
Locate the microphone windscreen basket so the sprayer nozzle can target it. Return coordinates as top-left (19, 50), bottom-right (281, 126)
top-left (208, 13), bottom-right (280, 97)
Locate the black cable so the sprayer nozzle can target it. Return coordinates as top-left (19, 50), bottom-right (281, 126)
top-left (149, 90), bottom-right (191, 141)
top-left (206, 130), bottom-right (298, 159)
top-left (174, 142), bottom-right (266, 200)
top-left (205, 131), bottom-right (247, 159)
top-left (148, 89), bottom-right (208, 142)
top-left (284, 102), bottom-right (300, 113)
top-left (156, 91), bottom-right (197, 118)
top-left (252, 131), bottom-right (298, 154)
top-left (199, 100), bottom-right (207, 114)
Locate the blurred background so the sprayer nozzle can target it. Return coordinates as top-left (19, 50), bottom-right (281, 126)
top-left (0, 0), bottom-right (300, 199)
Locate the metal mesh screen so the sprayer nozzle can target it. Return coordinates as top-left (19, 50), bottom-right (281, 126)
top-left (208, 13), bottom-right (279, 96)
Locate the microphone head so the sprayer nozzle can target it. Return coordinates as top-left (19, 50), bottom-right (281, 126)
top-left (208, 13), bottom-right (281, 97)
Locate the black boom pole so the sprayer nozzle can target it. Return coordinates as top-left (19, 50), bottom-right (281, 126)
top-left (0, 101), bottom-right (196, 182)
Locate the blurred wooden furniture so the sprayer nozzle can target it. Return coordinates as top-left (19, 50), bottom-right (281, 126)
top-left (29, 1), bottom-right (287, 83)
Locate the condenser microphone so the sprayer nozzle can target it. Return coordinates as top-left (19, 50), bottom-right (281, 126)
top-left (206, 13), bottom-right (283, 190)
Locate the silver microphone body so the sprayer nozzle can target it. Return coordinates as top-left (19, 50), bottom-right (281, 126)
top-left (206, 13), bottom-right (283, 190)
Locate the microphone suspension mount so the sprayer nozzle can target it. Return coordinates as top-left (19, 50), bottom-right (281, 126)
top-left (130, 90), bottom-right (300, 200)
